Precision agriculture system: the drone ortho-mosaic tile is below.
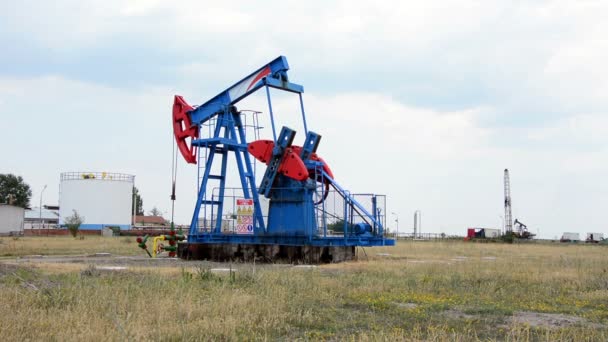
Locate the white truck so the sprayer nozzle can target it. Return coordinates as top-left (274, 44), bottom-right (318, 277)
top-left (560, 232), bottom-right (580, 242)
top-left (586, 233), bottom-right (604, 243)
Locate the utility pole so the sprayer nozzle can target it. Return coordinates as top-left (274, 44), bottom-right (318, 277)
top-left (132, 186), bottom-right (137, 226)
top-left (132, 188), bottom-right (134, 225)
top-left (39, 185), bottom-right (47, 229)
top-left (391, 212), bottom-right (399, 239)
top-left (414, 210), bottom-right (421, 239)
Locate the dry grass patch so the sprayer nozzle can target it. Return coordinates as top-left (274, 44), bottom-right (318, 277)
top-left (0, 240), bottom-right (607, 340)
top-left (0, 236), bottom-right (138, 257)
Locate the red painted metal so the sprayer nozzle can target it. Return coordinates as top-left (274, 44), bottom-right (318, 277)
top-left (247, 140), bottom-right (274, 163)
top-left (172, 95), bottom-right (199, 164)
top-left (248, 140), bottom-right (334, 182)
top-left (278, 148), bottom-right (309, 181)
top-left (246, 66), bottom-right (271, 92)
top-left (248, 140), bottom-right (308, 181)
top-left (290, 146), bottom-right (334, 179)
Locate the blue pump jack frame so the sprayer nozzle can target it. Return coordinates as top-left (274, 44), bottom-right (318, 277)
top-left (184, 56), bottom-right (394, 248)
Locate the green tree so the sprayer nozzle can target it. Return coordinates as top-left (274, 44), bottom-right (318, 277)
top-left (65, 210), bottom-right (84, 238)
top-left (132, 186), bottom-right (144, 215)
top-left (0, 174), bottom-right (32, 208)
top-left (327, 219), bottom-right (347, 233)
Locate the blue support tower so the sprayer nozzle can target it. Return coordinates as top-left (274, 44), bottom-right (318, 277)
top-left (172, 56), bottom-right (394, 263)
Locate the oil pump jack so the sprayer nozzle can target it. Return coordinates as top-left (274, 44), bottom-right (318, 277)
top-left (171, 56), bottom-right (394, 262)
top-left (514, 219), bottom-right (534, 239)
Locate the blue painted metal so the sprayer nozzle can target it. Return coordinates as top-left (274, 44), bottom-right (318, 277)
top-left (188, 106), bottom-right (265, 238)
top-left (300, 131), bottom-right (321, 161)
top-left (265, 86), bottom-right (278, 141)
top-left (298, 93), bottom-right (308, 135)
top-left (189, 56), bottom-right (302, 126)
top-left (181, 56), bottom-right (394, 248)
top-left (258, 127), bottom-right (296, 198)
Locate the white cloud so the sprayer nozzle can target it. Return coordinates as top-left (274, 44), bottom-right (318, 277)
top-left (0, 75), bottom-right (186, 217)
top-left (4, 0), bottom-right (607, 114)
top-left (301, 93), bottom-right (491, 160)
top-left (2, 1), bottom-right (608, 238)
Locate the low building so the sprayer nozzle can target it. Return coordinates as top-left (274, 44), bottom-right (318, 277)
top-left (24, 206), bottom-right (60, 229)
top-left (0, 204), bottom-right (25, 235)
top-left (133, 215), bottom-right (166, 226)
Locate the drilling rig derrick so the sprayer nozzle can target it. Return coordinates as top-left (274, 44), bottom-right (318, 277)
top-left (503, 169), bottom-right (535, 240)
top-left (503, 169), bottom-right (513, 234)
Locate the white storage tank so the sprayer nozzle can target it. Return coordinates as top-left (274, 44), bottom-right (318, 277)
top-left (59, 172), bottom-right (134, 230)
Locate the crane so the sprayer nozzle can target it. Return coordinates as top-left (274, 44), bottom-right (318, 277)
top-left (171, 56), bottom-right (394, 262)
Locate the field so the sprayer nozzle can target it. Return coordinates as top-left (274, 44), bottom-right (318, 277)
top-left (1, 237), bottom-right (607, 341)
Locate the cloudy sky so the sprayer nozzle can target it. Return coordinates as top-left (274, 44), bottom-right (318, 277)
top-left (1, 1), bottom-right (607, 238)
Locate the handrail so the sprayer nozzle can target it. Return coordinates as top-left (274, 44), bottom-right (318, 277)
top-left (60, 172), bottom-right (135, 182)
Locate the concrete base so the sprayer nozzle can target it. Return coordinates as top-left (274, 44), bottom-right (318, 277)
top-left (178, 243), bottom-right (356, 264)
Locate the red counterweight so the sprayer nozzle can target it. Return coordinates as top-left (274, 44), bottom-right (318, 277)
top-left (248, 140), bottom-right (334, 182)
top-left (172, 95), bottom-right (199, 164)
top-left (248, 140), bottom-right (309, 181)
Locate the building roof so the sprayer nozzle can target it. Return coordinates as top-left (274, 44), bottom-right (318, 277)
top-left (133, 215), bottom-right (166, 224)
top-left (25, 207), bottom-right (60, 220)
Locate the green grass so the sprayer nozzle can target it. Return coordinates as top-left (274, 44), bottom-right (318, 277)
top-left (0, 236), bottom-right (138, 257)
top-left (0, 238), bottom-right (607, 340)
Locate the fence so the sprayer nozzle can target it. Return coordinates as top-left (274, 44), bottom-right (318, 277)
top-left (392, 232), bottom-right (459, 240)
top-left (191, 187), bottom-right (386, 238)
top-left (24, 229), bottom-right (102, 236)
